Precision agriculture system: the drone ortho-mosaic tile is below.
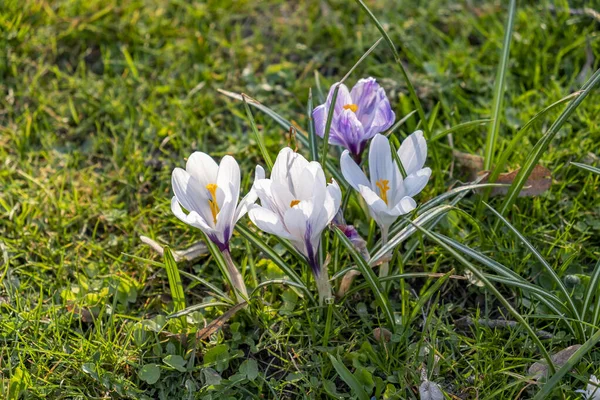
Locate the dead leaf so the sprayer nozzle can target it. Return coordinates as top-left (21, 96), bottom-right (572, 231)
top-left (195, 302), bottom-right (246, 341)
top-left (453, 150), bottom-right (484, 181)
top-left (140, 236), bottom-right (207, 262)
top-left (336, 269), bottom-right (361, 298)
top-left (528, 344), bottom-right (582, 379)
top-left (373, 327), bottom-right (392, 343)
top-left (66, 304), bottom-right (97, 323)
top-left (419, 380), bottom-right (445, 400)
top-left (485, 164), bottom-right (552, 197)
top-left (452, 150), bottom-right (551, 197)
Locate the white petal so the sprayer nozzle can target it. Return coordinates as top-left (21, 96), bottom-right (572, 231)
top-left (172, 168), bottom-right (215, 227)
top-left (340, 150), bottom-right (370, 191)
top-left (287, 151), bottom-right (310, 197)
top-left (235, 190), bottom-right (257, 222)
top-left (186, 152), bottom-right (218, 188)
top-left (254, 179), bottom-right (290, 219)
top-left (398, 130), bottom-right (427, 175)
top-left (392, 196), bottom-right (417, 215)
top-left (235, 164), bottom-right (266, 222)
top-left (403, 167), bottom-right (431, 197)
top-left (171, 196), bottom-right (215, 235)
top-left (358, 184), bottom-right (390, 228)
top-left (215, 183), bottom-right (237, 243)
top-left (271, 147), bottom-right (295, 189)
top-left (248, 205), bottom-right (292, 240)
top-left (296, 162), bottom-right (325, 202)
top-left (216, 155), bottom-right (240, 205)
top-left (368, 134), bottom-right (394, 193)
top-left (255, 165), bottom-right (266, 180)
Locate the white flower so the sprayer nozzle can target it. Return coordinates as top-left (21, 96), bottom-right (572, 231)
top-left (171, 152), bottom-right (262, 251)
top-left (576, 375), bottom-right (600, 399)
top-left (248, 148), bottom-right (341, 301)
top-left (340, 131), bottom-right (431, 232)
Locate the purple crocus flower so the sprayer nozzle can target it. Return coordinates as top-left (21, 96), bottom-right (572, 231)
top-left (312, 77), bottom-right (395, 159)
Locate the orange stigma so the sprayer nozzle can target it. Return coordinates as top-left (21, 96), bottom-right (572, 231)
top-left (375, 179), bottom-right (390, 205)
top-left (343, 103), bottom-right (358, 113)
top-left (206, 183), bottom-right (219, 223)
top-left (290, 200), bottom-right (301, 207)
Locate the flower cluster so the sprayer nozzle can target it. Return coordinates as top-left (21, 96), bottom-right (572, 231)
top-left (169, 77), bottom-right (430, 303)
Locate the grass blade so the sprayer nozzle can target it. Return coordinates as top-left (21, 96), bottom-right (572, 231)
top-left (483, 0), bottom-right (517, 170)
top-left (499, 67), bottom-right (600, 216)
top-left (328, 355), bottom-right (370, 400)
top-left (167, 301), bottom-right (231, 319)
top-left (163, 247), bottom-right (187, 331)
top-left (369, 205), bottom-right (453, 266)
top-left (433, 233), bottom-right (568, 316)
top-left (307, 88), bottom-right (318, 162)
top-left (484, 202), bottom-right (582, 332)
top-left (320, 85), bottom-right (339, 164)
top-left (178, 270), bottom-right (233, 304)
top-left (581, 259), bottom-right (600, 330)
top-left (488, 91), bottom-right (581, 185)
top-left (353, 0), bottom-right (430, 139)
top-left (242, 94), bottom-right (273, 171)
top-left (431, 119), bottom-right (493, 142)
top-left (236, 224), bottom-right (314, 303)
top-left (408, 221), bottom-right (555, 373)
top-left (384, 110), bottom-right (417, 136)
top-left (532, 328), bottom-right (600, 400)
top-left (333, 226), bottom-right (395, 331)
top-left (571, 162), bottom-right (600, 175)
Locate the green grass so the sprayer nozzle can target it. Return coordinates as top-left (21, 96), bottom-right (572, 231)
top-left (1, 0), bottom-right (600, 398)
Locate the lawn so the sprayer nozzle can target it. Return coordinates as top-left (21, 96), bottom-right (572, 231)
top-left (1, 0), bottom-right (600, 398)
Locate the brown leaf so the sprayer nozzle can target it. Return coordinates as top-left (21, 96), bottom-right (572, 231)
top-left (528, 344), bottom-right (582, 379)
top-left (336, 270), bottom-right (361, 298)
top-left (452, 150), bottom-right (552, 197)
top-left (486, 164), bottom-right (552, 197)
top-left (453, 150), bottom-right (484, 181)
top-left (66, 304), bottom-right (97, 323)
top-left (373, 327), bottom-right (392, 343)
top-left (195, 302), bottom-right (246, 341)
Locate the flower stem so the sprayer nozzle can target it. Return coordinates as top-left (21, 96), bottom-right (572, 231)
top-left (222, 249), bottom-right (248, 304)
top-left (312, 255), bottom-right (333, 305)
top-left (378, 226), bottom-right (390, 279)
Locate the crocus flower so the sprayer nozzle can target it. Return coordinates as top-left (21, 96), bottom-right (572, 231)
top-left (171, 152), bottom-right (262, 301)
top-left (340, 131), bottom-right (431, 234)
top-left (312, 77), bottom-right (395, 158)
top-left (248, 148), bottom-right (341, 302)
top-left (576, 375), bottom-right (600, 400)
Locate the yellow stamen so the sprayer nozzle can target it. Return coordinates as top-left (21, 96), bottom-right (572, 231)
top-left (206, 183), bottom-right (219, 223)
top-left (290, 200), bottom-right (300, 207)
top-left (343, 103), bottom-right (358, 113)
top-left (375, 179), bottom-right (390, 205)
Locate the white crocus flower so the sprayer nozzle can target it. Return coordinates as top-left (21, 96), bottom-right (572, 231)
top-left (576, 375), bottom-right (600, 400)
top-left (248, 148), bottom-right (341, 303)
top-left (171, 152), bottom-right (262, 302)
top-left (341, 131), bottom-right (431, 233)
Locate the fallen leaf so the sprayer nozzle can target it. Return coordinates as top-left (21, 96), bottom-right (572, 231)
top-left (485, 164), bottom-right (552, 197)
top-left (452, 151), bottom-right (551, 197)
top-left (528, 344), bottom-right (582, 379)
top-left (373, 327), bottom-right (392, 343)
top-left (140, 236), bottom-right (207, 262)
top-left (66, 304), bottom-right (97, 323)
top-left (419, 380), bottom-right (444, 400)
top-left (336, 269), bottom-right (361, 298)
top-left (453, 150), bottom-right (484, 181)
top-left (196, 302), bottom-right (246, 341)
